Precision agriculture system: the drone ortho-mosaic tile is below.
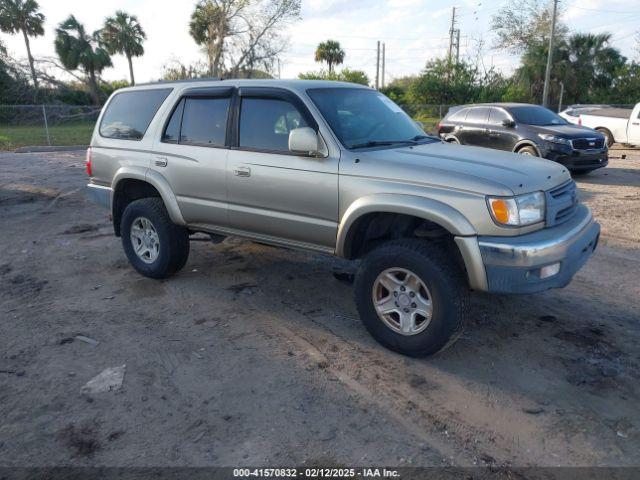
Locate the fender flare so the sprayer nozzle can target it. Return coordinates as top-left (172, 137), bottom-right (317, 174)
top-left (336, 193), bottom-right (476, 258)
top-left (111, 167), bottom-right (186, 226)
top-left (512, 140), bottom-right (541, 156)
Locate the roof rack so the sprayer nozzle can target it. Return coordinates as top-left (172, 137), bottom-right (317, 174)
top-left (135, 77), bottom-right (224, 87)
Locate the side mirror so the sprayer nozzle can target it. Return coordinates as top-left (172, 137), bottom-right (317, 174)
top-left (289, 127), bottom-right (320, 156)
top-left (502, 119), bottom-right (516, 128)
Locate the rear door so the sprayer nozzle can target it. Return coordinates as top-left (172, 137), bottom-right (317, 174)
top-left (459, 107), bottom-right (490, 146)
top-left (151, 87), bottom-right (232, 228)
top-left (628, 104), bottom-right (640, 146)
top-left (226, 87), bottom-right (339, 250)
top-left (486, 107), bottom-right (517, 151)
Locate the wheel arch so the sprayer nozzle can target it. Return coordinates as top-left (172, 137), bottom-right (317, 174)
top-left (336, 194), bottom-right (476, 258)
top-left (512, 140), bottom-right (541, 156)
top-left (111, 168), bottom-right (186, 236)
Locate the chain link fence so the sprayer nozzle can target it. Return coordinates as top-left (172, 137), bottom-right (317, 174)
top-left (0, 105), bottom-right (101, 150)
top-left (0, 103), bottom-right (456, 150)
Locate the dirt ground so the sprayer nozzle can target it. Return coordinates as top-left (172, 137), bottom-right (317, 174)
top-left (0, 147), bottom-right (639, 469)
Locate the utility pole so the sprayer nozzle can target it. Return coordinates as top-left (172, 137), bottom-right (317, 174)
top-left (558, 81), bottom-right (564, 112)
top-left (542, 0), bottom-right (559, 108)
top-left (277, 58), bottom-right (281, 79)
top-left (381, 43), bottom-right (386, 88)
top-left (455, 29), bottom-right (461, 63)
top-left (375, 40), bottom-right (380, 89)
top-left (448, 6), bottom-right (457, 65)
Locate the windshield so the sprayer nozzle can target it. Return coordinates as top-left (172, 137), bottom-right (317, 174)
top-left (509, 105), bottom-right (568, 126)
top-left (307, 88), bottom-right (436, 148)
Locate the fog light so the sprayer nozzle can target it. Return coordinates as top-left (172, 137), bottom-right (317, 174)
top-left (540, 262), bottom-right (561, 279)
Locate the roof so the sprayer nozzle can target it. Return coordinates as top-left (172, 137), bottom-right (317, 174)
top-left (123, 78), bottom-right (371, 93)
top-left (457, 102), bottom-right (537, 109)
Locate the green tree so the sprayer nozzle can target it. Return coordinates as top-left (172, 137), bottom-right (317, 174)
top-left (0, 0), bottom-right (44, 99)
top-left (408, 59), bottom-right (479, 105)
top-left (100, 11), bottom-right (146, 85)
top-left (55, 15), bottom-right (112, 105)
top-left (298, 67), bottom-right (368, 85)
top-left (314, 40), bottom-right (345, 73)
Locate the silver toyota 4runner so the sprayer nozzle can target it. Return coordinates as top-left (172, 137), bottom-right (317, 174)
top-left (86, 79), bottom-right (600, 357)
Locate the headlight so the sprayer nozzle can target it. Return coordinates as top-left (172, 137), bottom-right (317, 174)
top-left (487, 192), bottom-right (545, 226)
top-left (538, 133), bottom-right (571, 146)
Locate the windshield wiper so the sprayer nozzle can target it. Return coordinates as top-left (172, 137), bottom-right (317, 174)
top-left (348, 139), bottom-right (417, 149)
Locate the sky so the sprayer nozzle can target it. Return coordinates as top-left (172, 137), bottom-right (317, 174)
top-left (1, 0), bottom-right (639, 86)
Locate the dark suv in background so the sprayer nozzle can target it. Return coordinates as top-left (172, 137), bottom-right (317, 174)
top-left (437, 103), bottom-right (608, 173)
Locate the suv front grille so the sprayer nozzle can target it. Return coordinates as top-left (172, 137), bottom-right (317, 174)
top-left (546, 180), bottom-right (578, 227)
top-left (571, 137), bottom-right (605, 150)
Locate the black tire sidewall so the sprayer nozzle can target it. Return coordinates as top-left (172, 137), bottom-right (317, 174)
top-left (121, 199), bottom-right (180, 279)
top-left (355, 242), bottom-right (466, 357)
top-left (596, 128), bottom-right (613, 148)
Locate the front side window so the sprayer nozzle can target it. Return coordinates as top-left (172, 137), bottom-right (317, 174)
top-left (509, 106), bottom-right (568, 126)
top-left (307, 88), bottom-right (433, 149)
top-left (488, 108), bottom-right (511, 125)
top-left (239, 97), bottom-right (309, 152)
top-left (100, 88), bottom-right (172, 140)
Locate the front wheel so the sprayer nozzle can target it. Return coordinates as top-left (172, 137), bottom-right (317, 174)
top-left (518, 146), bottom-right (538, 156)
top-left (120, 197), bottom-right (190, 279)
top-left (354, 239), bottom-right (469, 357)
top-left (596, 128), bottom-right (614, 148)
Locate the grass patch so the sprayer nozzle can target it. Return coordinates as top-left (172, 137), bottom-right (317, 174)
top-left (0, 121), bottom-right (95, 150)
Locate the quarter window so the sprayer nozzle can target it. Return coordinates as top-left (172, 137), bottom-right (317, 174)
top-left (100, 88), bottom-right (172, 140)
top-left (239, 97), bottom-right (310, 152)
top-left (448, 108), bottom-right (468, 122)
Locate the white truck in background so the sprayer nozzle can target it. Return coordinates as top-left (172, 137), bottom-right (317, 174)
top-left (579, 102), bottom-right (640, 147)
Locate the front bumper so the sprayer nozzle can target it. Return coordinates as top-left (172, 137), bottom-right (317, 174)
top-left (543, 145), bottom-right (608, 171)
top-left (86, 183), bottom-right (112, 210)
top-left (477, 204), bottom-right (599, 294)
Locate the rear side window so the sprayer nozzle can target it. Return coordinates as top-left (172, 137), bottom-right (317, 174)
top-left (466, 107), bottom-right (490, 124)
top-left (162, 97), bottom-right (230, 146)
top-left (447, 108), bottom-right (468, 122)
top-left (239, 97), bottom-right (310, 152)
top-left (100, 89), bottom-right (172, 140)
top-left (180, 97), bottom-right (230, 146)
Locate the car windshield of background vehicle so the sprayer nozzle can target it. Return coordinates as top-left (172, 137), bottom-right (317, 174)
top-left (307, 88), bottom-right (438, 149)
top-left (509, 106), bottom-right (568, 126)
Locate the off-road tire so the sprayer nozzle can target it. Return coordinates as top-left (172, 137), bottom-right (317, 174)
top-left (596, 128), bottom-right (614, 148)
top-left (354, 239), bottom-right (469, 357)
top-left (120, 197), bottom-right (190, 279)
top-left (517, 146), bottom-right (538, 156)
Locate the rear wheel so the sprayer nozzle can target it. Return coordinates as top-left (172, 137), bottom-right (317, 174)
top-left (596, 128), bottom-right (614, 148)
top-left (121, 198), bottom-right (190, 279)
top-left (518, 146), bottom-right (538, 156)
top-left (354, 239), bottom-right (469, 357)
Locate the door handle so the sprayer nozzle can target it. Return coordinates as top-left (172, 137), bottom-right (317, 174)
top-left (632, 122), bottom-right (639, 126)
top-left (154, 156), bottom-right (168, 167)
top-left (234, 166), bottom-right (251, 177)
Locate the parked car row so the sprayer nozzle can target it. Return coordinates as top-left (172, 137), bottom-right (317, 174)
top-left (435, 101), bottom-right (639, 175)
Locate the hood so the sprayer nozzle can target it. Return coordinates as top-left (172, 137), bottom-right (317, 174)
top-left (529, 123), bottom-right (605, 139)
top-left (343, 141), bottom-right (571, 196)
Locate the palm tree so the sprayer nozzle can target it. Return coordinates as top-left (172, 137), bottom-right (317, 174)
top-left (189, 0), bottom-right (227, 77)
top-left (100, 11), bottom-right (145, 85)
top-left (0, 0), bottom-right (44, 99)
top-left (55, 15), bottom-right (112, 105)
top-left (314, 40), bottom-right (345, 73)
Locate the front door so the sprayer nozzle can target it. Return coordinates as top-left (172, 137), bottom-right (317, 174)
top-left (151, 88), bottom-right (232, 228)
top-left (226, 88), bottom-right (339, 250)
top-left (486, 107), bottom-right (518, 151)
